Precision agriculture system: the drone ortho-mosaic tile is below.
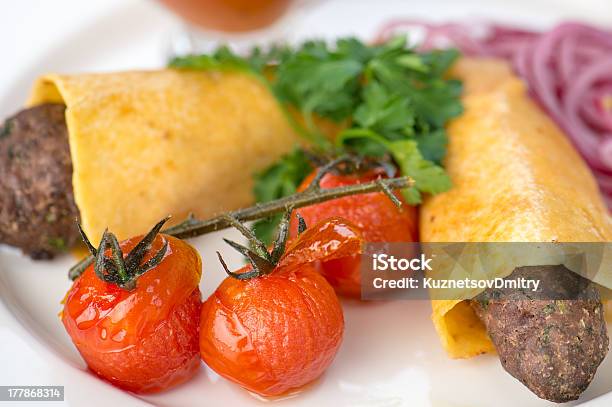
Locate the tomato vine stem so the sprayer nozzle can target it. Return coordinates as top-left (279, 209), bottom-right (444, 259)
top-left (69, 169), bottom-right (413, 281)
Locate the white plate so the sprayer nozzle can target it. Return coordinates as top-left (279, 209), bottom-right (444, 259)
top-left (1, 0), bottom-right (611, 406)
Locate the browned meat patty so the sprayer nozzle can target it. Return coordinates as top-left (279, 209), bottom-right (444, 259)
top-left (471, 265), bottom-right (609, 403)
top-left (0, 104), bottom-right (79, 259)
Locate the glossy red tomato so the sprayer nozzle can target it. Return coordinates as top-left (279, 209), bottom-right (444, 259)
top-left (291, 168), bottom-right (418, 297)
top-left (200, 217), bottom-right (363, 397)
top-left (62, 234), bottom-right (202, 393)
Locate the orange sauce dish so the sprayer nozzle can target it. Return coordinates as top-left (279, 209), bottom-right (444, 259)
top-left (159, 0), bottom-right (292, 32)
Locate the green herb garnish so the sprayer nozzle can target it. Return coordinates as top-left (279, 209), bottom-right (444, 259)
top-left (48, 237), bottom-right (67, 251)
top-left (252, 148), bottom-right (313, 244)
top-left (543, 303), bottom-right (556, 315)
top-left (170, 36), bottom-right (463, 242)
top-left (0, 118), bottom-right (13, 139)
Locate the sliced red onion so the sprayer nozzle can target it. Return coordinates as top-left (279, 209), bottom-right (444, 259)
top-left (376, 20), bottom-right (612, 207)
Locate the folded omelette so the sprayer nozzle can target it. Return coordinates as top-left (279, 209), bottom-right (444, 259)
top-left (420, 58), bottom-right (612, 358)
top-left (28, 70), bottom-right (299, 245)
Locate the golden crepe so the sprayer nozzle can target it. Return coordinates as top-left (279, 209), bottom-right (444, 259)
top-left (28, 70), bottom-right (299, 245)
top-left (420, 58), bottom-right (612, 358)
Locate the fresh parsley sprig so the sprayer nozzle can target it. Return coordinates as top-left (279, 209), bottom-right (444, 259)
top-left (251, 148), bottom-right (312, 244)
top-left (170, 36), bottom-right (463, 244)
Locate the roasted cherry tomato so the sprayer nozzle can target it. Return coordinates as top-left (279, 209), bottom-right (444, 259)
top-left (62, 224), bottom-right (202, 394)
top-left (200, 216), bottom-right (362, 397)
top-left (291, 168), bottom-right (418, 297)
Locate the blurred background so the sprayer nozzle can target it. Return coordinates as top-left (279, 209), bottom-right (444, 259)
top-left (2, 0), bottom-right (612, 89)
top-left (0, 0), bottom-right (611, 405)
